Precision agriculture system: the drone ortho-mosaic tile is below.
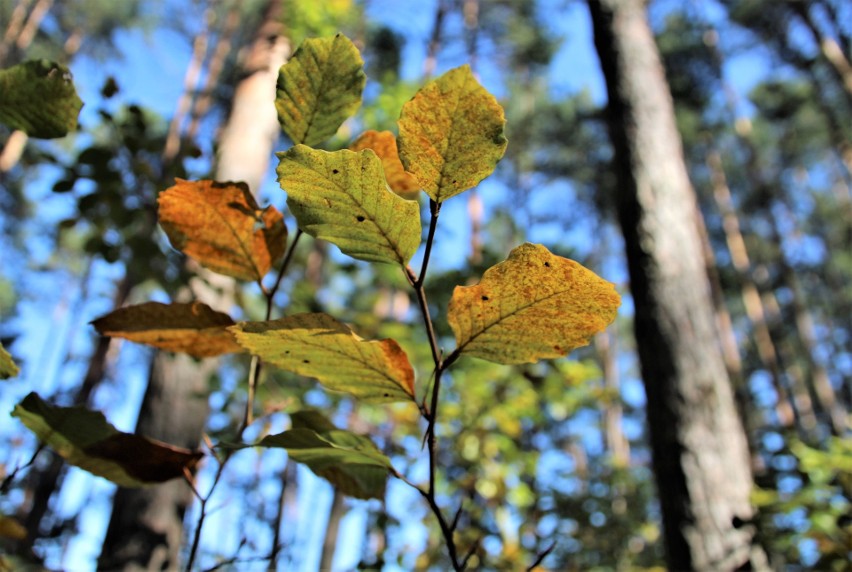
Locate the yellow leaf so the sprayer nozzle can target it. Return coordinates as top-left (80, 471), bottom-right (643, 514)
top-left (230, 313), bottom-right (416, 403)
top-left (398, 64), bottom-right (507, 202)
top-left (448, 243), bottom-right (620, 364)
top-left (277, 145), bottom-right (421, 265)
top-left (276, 34), bottom-right (366, 146)
top-left (158, 179), bottom-right (287, 281)
top-left (349, 130), bottom-right (420, 199)
top-left (0, 342), bottom-right (18, 380)
top-left (91, 301), bottom-right (243, 358)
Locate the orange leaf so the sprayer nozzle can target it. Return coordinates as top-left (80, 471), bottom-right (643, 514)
top-left (158, 179), bottom-right (287, 281)
top-left (349, 130), bottom-right (420, 198)
top-left (91, 301), bottom-right (243, 358)
top-left (448, 243), bottom-right (621, 364)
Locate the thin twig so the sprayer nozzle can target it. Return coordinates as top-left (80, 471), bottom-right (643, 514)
top-left (460, 537), bottom-right (481, 569)
top-left (267, 228), bottom-right (304, 311)
top-left (526, 542), bottom-right (556, 571)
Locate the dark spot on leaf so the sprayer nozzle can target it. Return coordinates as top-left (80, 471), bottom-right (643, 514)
top-left (332, 169), bottom-right (339, 174)
top-left (356, 215), bottom-right (365, 222)
top-left (303, 359), bottom-right (310, 364)
top-left (481, 295), bottom-right (489, 301)
top-left (383, 393), bottom-right (390, 397)
top-left (544, 262), bottom-right (551, 267)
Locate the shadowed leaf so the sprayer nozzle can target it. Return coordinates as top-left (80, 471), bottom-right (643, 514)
top-left (91, 301), bottom-right (243, 358)
top-left (256, 409), bottom-right (392, 499)
top-left (448, 243), bottom-right (620, 364)
top-left (278, 145), bottom-right (421, 264)
top-left (12, 393), bottom-right (203, 487)
top-left (0, 342), bottom-right (18, 379)
top-left (0, 515), bottom-right (26, 540)
top-left (230, 313), bottom-right (416, 403)
top-left (0, 60), bottom-right (83, 138)
top-left (158, 179), bottom-right (287, 281)
top-left (350, 130), bottom-right (420, 198)
top-left (398, 64), bottom-right (507, 202)
top-left (276, 34), bottom-right (366, 146)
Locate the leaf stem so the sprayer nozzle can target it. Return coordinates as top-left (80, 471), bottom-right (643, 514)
top-left (267, 228), bottom-right (304, 317)
top-left (416, 200), bottom-right (441, 289)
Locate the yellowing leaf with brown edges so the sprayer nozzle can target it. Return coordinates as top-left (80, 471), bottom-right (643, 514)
top-left (448, 243), bottom-right (620, 364)
top-left (158, 179), bottom-right (287, 281)
top-left (350, 130), bottom-right (420, 199)
top-left (230, 313), bottom-right (416, 403)
top-left (277, 145), bottom-right (421, 265)
top-left (92, 302), bottom-right (242, 358)
top-left (398, 64), bottom-right (507, 202)
top-left (12, 392), bottom-right (203, 488)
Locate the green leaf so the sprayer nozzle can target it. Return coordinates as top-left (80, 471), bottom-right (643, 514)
top-left (158, 179), bottom-right (287, 282)
top-left (277, 145), bottom-right (421, 265)
top-left (257, 409), bottom-right (392, 499)
top-left (0, 342), bottom-right (18, 379)
top-left (397, 64), bottom-right (507, 202)
top-left (448, 243), bottom-right (621, 364)
top-left (91, 301), bottom-right (244, 358)
top-left (12, 393), bottom-right (203, 487)
top-left (275, 34), bottom-right (366, 146)
top-left (230, 313), bottom-right (416, 403)
top-left (0, 60), bottom-right (83, 138)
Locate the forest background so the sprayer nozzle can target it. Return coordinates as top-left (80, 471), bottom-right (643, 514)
top-left (0, 0), bottom-right (849, 570)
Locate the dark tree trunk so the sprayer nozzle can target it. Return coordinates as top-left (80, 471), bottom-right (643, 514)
top-left (587, 0), bottom-right (768, 569)
top-left (98, 1), bottom-right (289, 568)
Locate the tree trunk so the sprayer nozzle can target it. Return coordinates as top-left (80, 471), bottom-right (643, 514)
top-left (318, 489), bottom-right (346, 572)
top-left (587, 0), bottom-right (767, 569)
top-left (98, 1), bottom-right (289, 568)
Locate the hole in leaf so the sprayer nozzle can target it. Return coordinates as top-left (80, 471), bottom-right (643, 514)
top-left (356, 215), bottom-right (365, 222)
top-left (544, 262), bottom-right (551, 267)
top-left (481, 295), bottom-right (489, 301)
top-left (332, 169), bottom-right (339, 174)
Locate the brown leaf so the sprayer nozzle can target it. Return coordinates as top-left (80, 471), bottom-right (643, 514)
top-left (91, 301), bottom-right (243, 358)
top-left (158, 179), bottom-right (287, 281)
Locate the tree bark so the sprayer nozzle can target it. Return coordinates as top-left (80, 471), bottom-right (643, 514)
top-left (98, 1), bottom-right (289, 568)
top-left (587, 0), bottom-right (767, 569)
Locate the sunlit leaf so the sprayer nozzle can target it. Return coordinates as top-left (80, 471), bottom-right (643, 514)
top-left (256, 409), bottom-right (392, 499)
top-left (0, 342), bottom-right (18, 379)
top-left (0, 60), bottom-right (83, 138)
top-left (448, 243), bottom-right (620, 364)
top-left (12, 393), bottom-right (203, 487)
top-left (158, 179), bottom-right (287, 281)
top-left (230, 313), bottom-right (416, 403)
top-left (277, 145), bottom-right (421, 265)
top-left (350, 130), bottom-right (420, 198)
top-left (276, 34), bottom-right (366, 146)
top-left (397, 64), bottom-right (507, 202)
top-left (91, 301), bottom-right (243, 358)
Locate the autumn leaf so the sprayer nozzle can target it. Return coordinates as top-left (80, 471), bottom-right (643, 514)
top-left (0, 342), bottom-right (18, 379)
top-left (255, 409), bottom-right (392, 499)
top-left (158, 179), bottom-right (287, 281)
top-left (448, 243), bottom-right (620, 364)
top-left (397, 64), bottom-right (507, 202)
top-left (350, 130), bottom-right (420, 198)
top-left (277, 145), bottom-right (421, 265)
top-left (91, 301), bottom-right (243, 358)
top-left (0, 59), bottom-right (83, 138)
top-left (230, 313), bottom-right (416, 403)
top-left (12, 392), bottom-right (203, 488)
top-left (276, 34), bottom-right (366, 146)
